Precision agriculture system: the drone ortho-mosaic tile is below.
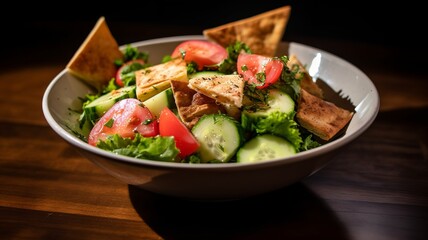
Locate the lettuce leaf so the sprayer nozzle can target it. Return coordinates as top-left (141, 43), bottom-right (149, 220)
top-left (242, 111), bottom-right (303, 150)
top-left (96, 134), bottom-right (179, 162)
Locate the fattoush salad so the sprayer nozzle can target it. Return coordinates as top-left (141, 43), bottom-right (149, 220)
top-left (66, 8), bottom-right (354, 164)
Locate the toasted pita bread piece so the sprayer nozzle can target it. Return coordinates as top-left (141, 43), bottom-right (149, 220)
top-left (66, 16), bottom-right (123, 90)
top-left (203, 5), bottom-right (291, 57)
top-left (188, 74), bottom-right (245, 108)
top-left (135, 58), bottom-right (187, 101)
top-left (287, 54), bottom-right (324, 99)
top-left (170, 80), bottom-right (226, 129)
top-left (296, 89), bottom-right (354, 141)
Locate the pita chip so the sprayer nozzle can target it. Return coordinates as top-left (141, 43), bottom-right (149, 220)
top-left (296, 89), bottom-right (354, 141)
top-left (188, 74), bottom-right (245, 108)
top-left (66, 16), bottom-right (123, 90)
top-left (135, 58), bottom-right (187, 101)
top-left (203, 5), bottom-right (291, 57)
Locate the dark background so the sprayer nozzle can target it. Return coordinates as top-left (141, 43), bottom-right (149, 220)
top-left (0, 0), bottom-right (423, 73)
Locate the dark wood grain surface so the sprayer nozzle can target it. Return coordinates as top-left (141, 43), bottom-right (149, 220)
top-left (1, 4), bottom-right (427, 239)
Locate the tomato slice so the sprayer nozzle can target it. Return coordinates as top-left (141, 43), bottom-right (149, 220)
top-left (237, 53), bottom-right (283, 89)
top-left (158, 107), bottom-right (199, 158)
top-left (171, 40), bottom-right (228, 70)
top-left (88, 98), bottom-right (158, 146)
top-left (115, 59), bottom-right (146, 87)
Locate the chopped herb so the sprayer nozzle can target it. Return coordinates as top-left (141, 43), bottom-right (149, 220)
top-left (123, 44), bottom-right (149, 62)
top-left (218, 41), bottom-right (251, 74)
top-left (104, 118), bottom-right (114, 128)
top-left (143, 119), bottom-right (153, 125)
top-left (179, 49), bottom-right (186, 59)
top-left (162, 55), bottom-right (173, 63)
top-left (255, 72), bottom-right (266, 85)
top-left (187, 62), bottom-right (198, 75)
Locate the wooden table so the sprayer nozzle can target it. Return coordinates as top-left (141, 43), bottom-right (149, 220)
top-left (1, 19), bottom-right (427, 240)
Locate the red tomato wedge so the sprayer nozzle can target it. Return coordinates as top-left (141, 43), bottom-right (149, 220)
top-left (237, 53), bottom-right (284, 89)
top-left (158, 107), bottom-right (199, 158)
top-left (115, 59), bottom-right (146, 87)
top-left (88, 98), bottom-right (159, 146)
top-left (171, 40), bottom-right (228, 70)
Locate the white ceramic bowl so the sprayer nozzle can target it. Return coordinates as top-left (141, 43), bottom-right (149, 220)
top-left (42, 35), bottom-right (379, 201)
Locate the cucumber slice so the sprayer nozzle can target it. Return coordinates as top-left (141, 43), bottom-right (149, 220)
top-left (191, 114), bottom-right (243, 163)
top-left (143, 88), bottom-right (176, 117)
top-left (244, 89), bottom-right (294, 118)
top-left (189, 71), bottom-right (224, 79)
top-left (237, 134), bottom-right (296, 163)
top-left (84, 86), bottom-right (136, 119)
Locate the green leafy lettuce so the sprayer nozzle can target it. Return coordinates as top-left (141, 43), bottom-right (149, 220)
top-left (96, 134), bottom-right (179, 161)
top-left (241, 111), bottom-right (303, 150)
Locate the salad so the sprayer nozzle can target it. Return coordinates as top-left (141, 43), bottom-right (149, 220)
top-left (74, 39), bottom-right (348, 164)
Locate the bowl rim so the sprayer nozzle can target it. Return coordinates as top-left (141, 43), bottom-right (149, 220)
top-left (42, 35), bottom-right (380, 170)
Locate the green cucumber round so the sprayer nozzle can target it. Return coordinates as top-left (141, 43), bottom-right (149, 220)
top-left (244, 89), bottom-right (295, 118)
top-left (237, 134), bottom-right (296, 163)
top-left (191, 114), bottom-right (243, 163)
